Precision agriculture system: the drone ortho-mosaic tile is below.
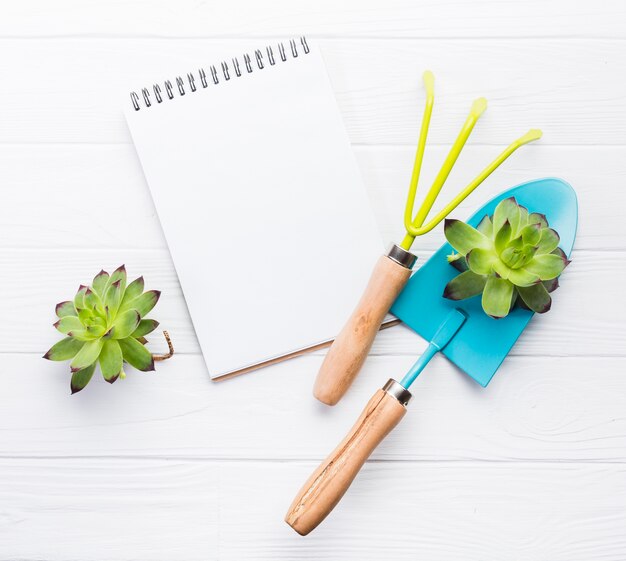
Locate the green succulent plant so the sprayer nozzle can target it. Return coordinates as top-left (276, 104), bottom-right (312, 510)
top-left (443, 197), bottom-right (570, 319)
top-left (44, 265), bottom-right (165, 394)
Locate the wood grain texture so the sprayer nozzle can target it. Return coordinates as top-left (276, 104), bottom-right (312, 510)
top-left (287, 389), bottom-right (406, 534)
top-left (2, 353), bottom-right (625, 462)
top-left (2, 0), bottom-right (625, 38)
top-left (0, 247), bottom-right (619, 356)
top-left (0, 39), bottom-right (623, 144)
top-left (0, 145), bottom-right (623, 251)
top-left (1, 458), bottom-right (625, 560)
top-left (314, 256), bottom-right (411, 405)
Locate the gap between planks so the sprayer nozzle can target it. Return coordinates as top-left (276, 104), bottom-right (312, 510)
top-left (1, 35), bottom-right (625, 40)
top-left (0, 455), bottom-right (625, 465)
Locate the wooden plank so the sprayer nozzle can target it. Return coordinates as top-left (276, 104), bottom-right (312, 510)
top-left (1, 458), bottom-right (625, 560)
top-left (357, 145), bottom-right (626, 252)
top-left (0, 144), bottom-right (622, 251)
top-left (0, 39), bottom-right (623, 144)
top-left (2, 0), bottom-right (624, 38)
top-left (0, 458), bottom-right (219, 560)
top-left (2, 353), bottom-right (625, 461)
top-left (0, 247), bottom-right (620, 356)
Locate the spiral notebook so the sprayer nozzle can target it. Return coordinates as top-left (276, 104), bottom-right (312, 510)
top-left (124, 38), bottom-right (383, 379)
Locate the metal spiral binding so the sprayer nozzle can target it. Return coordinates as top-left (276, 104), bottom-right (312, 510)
top-left (130, 36), bottom-right (310, 111)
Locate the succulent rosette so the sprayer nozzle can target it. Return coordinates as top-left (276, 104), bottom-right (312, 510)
top-left (443, 197), bottom-right (570, 319)
top-left (44, 265), bottom-right (163, 393)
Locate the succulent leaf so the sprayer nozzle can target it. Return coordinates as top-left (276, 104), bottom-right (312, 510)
top-left (517, 283), bottom-right (552, 314)
top-left (517, 205), bottom-right (529, 227)
top-left (494, 220), bottom-right (512, 255)
top-left (70, 339), bottom-right (104, 372)
top-left (543, 277), bottom-right (559, 293)
top-left (86, 324), bottom-right (106, 338)
top-left (507, 267), bottom-right (540, 287)
top-left (105, 280), bottom-right (123, 317)
top-left (130, 290), bottom-right (161, 317)
top-left (44, 337), bottom-right (85, 361)
top-left (476, 215), bottom-right (493, 237)
top-left (537, 228), bottom-right (560, 255)
top-left (92, 270), bottom-right (109, 297)
top-left (70, 363), bottom-right (96, 394)
top-left (55, 316), bottom-right (83, 334)
top-left (501, 244), bottom-right (538, 270)
top-left (77, 308), bottom-right (93, 325)
top-left (507, 236), bottom-right (524, 253)
top-left (55, 301), bottom-right (77, 318)
top-left (443, 270), bottom-right (487, 300)
top-left (118, 337), bottom-right (155, 372)
top-left (523, 253), bottom-right (567, 280)
top-left (83, 288), bottom-right (100, 312)
top-left (120, 276), bottom-right (145, 310)
top-left (510, 289), bottom-right (519, 309)
top-left (466, 248), bottom-right (497, 275)
top-left (493, 197), bottom-right (521, 234)
top-left (450, 257), bottom-right (468, 272)
top-left (74, 285), bottom-right (88, 310)
top-left (112, 310), bottom-right (141, 339)
top-left (107, 265), bottom-right (127, 294)
top-left (99, 339), bottom-right (123, 382)
top-left (132, 319), bottom-right (160, 338)
top-left (67, 328), bottom-right (97, 341)
top-left (499, 246), bottom-right (521, 268)
top-left (528, 212), bottom-right (548, 228)
top-left (520, 223), bottom-right (542, 246)
top-left (443, 197), bottom-right (569, 319)
top-left (444, 219), bottom-right (492, 255)
top-left (491, 258), bottom-right (511, 280)
top-left (482, 277), bottom-right (514, 319)
top-left (517, 244), bottom-right (539, 268)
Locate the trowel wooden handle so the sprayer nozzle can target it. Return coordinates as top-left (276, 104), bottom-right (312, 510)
top-left (314, 253), bottom-right (413, 405)
top-left (285, 381), bottom-right (410, 536)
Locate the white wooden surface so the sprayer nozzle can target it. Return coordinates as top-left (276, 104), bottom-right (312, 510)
top-left (1, 1), bottom-right (625, 559)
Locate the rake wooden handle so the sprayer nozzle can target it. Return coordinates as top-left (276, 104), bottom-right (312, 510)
top-left (313, 254), bottom-right (412, 405)
top-left (285, 383), bottom-right (409, 535)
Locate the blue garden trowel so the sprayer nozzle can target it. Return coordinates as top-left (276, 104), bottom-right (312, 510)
top-left (392, 176), bottom-right (578, 387)
top-left (286, 178), bottom-right (578, 535)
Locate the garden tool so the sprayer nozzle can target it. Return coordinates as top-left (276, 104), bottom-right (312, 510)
top-left (287, 177), bottom-right (578, 535)
top-left (313, 71), bottom-right (543, 405)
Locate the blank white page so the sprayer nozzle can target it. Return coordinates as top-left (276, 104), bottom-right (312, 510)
top-left (124, 39), bottom-right (382, 378)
